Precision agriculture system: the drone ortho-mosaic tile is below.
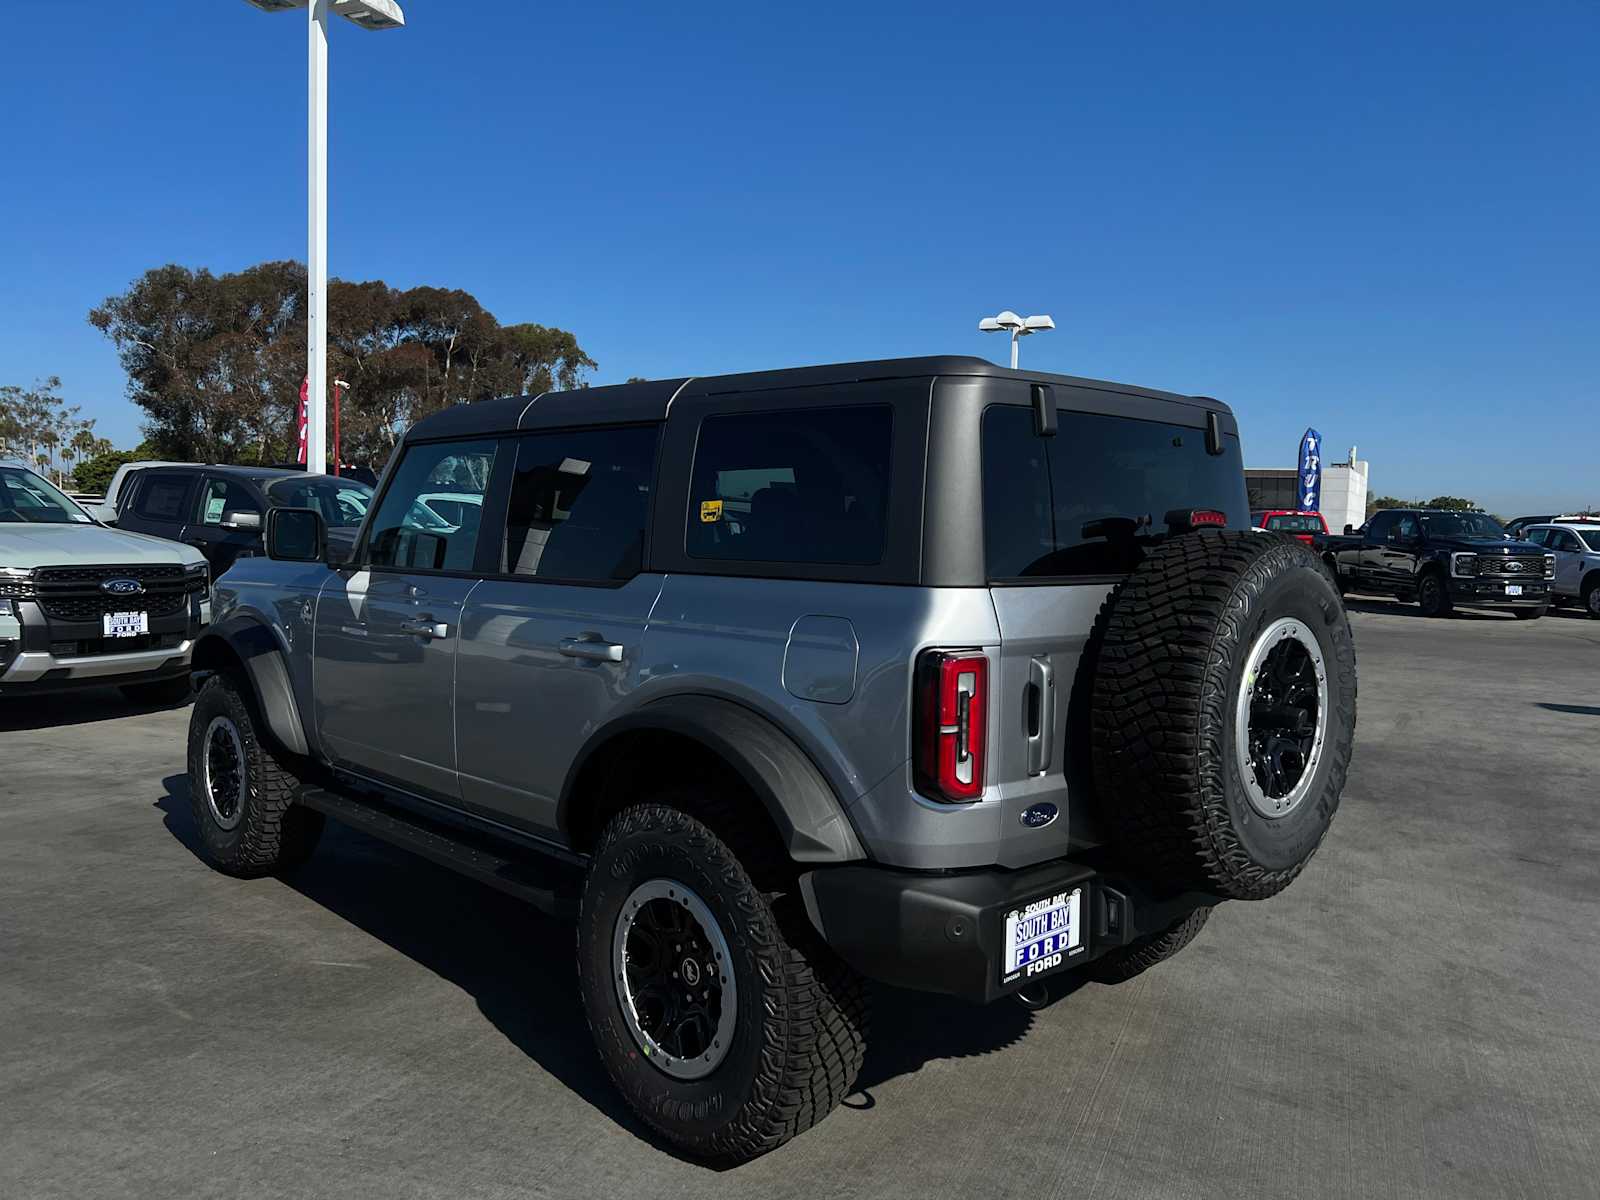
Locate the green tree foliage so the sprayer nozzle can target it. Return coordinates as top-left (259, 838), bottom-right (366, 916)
top-left (1423, 495), bottom-right (1478, 511)
top-left (72, 446), bottom-right (146, 495)
top-left (90, 262), bottom-right (596, 466)
top-left (0, 376), bottom-right (98, 487)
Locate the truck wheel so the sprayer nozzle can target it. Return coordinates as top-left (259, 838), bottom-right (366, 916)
top-left (1088, 907), bottom-right (1212, 985)
top-left (1584, 577), bottom-right (1600, 619)
top-left (120, 675), bottom-right (192, 706)
top-left (1512, 606), bottom-right (1546, 621)
top-left (1092, 531), bottom-right (1357, 901)
top-left (577, 799), bottom-right (867, 1163)
top-left (1321, 556), bottom-right (1346, 596)
top-left (185, 674), bottom-right (323, 878)
top-left (1416, 570), bottom-right (1453, 617)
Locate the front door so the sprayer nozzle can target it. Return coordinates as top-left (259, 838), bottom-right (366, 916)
top-left (1550, 529), bottom-right (1584, 596)
top-left (454, 424), bottom-right (664, 833)
top-left (313, 437), bottom-right (500, 800)
top-left (184, 475), bottom-right (265, 575)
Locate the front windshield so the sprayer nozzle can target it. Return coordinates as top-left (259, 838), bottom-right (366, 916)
top-left (1419, 511), bottom-right (1505, 539)
top-left (0, 466), bottom-right (94, 524)
top-left (267, 476), bottom-right (373, 527)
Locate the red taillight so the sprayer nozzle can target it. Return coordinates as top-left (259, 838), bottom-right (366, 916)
top-left (1189, 509), bottom-right (1228, 527)
top-left (914, 651), bottom-right (987, 802)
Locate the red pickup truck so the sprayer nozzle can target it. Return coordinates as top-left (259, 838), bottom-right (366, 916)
top-left (1251, 509), bottom-right (1328, 545)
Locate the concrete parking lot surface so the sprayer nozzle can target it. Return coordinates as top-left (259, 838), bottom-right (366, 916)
top-left (3, 601), bottom-right (1599, 1199)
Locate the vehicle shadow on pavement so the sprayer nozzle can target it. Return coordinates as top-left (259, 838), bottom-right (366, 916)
top-left (1536, 702), bottom-right (1600, 716)
top-left (1342, 597), bottom-right (1517, 621)
top-left (155, 776), bottom-right (1041, 1165)
top-left (0, 687), bottom-right (190, 732)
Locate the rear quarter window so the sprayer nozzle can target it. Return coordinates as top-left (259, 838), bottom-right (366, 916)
top-left (982, 405), bottom-right (1248, 580)
top-left (685, 405), bottom-right (893, 565)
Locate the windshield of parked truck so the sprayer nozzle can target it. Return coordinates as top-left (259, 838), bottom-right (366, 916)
top-left (1265, 513), bottom-right (1324, 533)
top-left (267, 475), bottom-right (373, 527)
top-left (0, 466), bottom-right (94, 524)
top-left (1419, 511), bottom-right (1505, 539)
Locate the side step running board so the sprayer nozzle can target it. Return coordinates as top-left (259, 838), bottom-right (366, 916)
top-left (298, 786), bottom-right (581, 919)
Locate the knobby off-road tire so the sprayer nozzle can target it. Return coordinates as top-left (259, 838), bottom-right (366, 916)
top-left (186, 674), bottom-right (324, 877)
top-left (1088, 907), bottom-right (1213, 985)
top-left (1091, 530), bottom-right (1357, 901)
top-left (578, 799), bottom-right (867, 1163)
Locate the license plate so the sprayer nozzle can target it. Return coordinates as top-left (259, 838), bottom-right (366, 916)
top-left (103, 611), bottom-right (149, 638)
top-left (1002, 887), bottom-right (1083, 983)
top-left (1505, 584), bottom-right (1523, 596)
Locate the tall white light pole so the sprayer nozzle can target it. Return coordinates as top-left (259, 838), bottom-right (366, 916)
top-left (978, 310), bottom-right (1056, 369)
top-left (241, 0), bottom-right (405, 474)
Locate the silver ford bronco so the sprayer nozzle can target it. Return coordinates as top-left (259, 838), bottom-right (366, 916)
top-left (184, 357), bottom-right (1357, 1161)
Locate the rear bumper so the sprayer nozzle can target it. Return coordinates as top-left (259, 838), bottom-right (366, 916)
top-left (800, 858), bottom-right (1214, 1004)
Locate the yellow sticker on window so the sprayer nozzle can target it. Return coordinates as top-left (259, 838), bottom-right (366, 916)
top-left (700, 499), bottom-right (724, 524)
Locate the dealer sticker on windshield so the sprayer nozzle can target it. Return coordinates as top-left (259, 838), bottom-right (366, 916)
top-left (1001, 887), bottom-right (1084, 984)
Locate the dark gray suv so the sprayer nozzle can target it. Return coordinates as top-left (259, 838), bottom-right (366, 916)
top-left (184, 357), bottom-right (1357, 1161)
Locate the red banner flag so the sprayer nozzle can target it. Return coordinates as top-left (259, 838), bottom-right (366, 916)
top-left (296, 376), bottom-right (309, 466)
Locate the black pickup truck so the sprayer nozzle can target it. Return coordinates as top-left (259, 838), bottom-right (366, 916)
top-left (1315, 508), bottom-right (1554, 618)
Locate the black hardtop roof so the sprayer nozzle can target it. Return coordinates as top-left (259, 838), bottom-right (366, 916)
top-left (402, 355), bottom-right (1231, 444)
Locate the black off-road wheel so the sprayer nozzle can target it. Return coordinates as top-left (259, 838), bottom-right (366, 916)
top-left (1092, 530), bottom-right (1357, 901)
top-left (1088, 907), bottom-right (1213, 985)
top-left (185, 674), bottom-right (324, 877)
top-left (577, 798), bottom-right (867, 1164)
top-left (1417, 570), bottom-right (1453, 618)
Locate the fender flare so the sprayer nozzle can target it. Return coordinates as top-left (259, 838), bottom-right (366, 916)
top-left (559, 694), bottom-right (867, 864)
top-left (192, 616), bottom-right (310, 758)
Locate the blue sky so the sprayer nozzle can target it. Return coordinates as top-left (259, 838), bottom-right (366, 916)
top-left (1, 2), bottom-right (1595, 513)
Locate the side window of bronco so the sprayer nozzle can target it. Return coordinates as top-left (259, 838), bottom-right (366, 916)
top-left (501, 425), bottom-right (660, 582)
top-left (685, 404), bottom-right (894, 565)
top-left (365, 439), bottom-right (498, 573)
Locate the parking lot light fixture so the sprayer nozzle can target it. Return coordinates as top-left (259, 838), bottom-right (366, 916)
top-left (979, 310), bottom-right (1055, 369)
top-left (238, 0), bottom-right (405, 473)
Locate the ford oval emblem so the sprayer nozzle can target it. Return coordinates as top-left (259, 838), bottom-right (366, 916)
top-left (101, 578), bottom-right (144, 596)
top-left (1020, 802), bottom-right (1059, 829)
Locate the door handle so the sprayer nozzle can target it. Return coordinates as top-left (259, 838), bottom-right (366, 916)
top-left (559, 635), bottom-right (624, 663)
top-left (399, 616), bottom-right (450, 640)
top-left (1026, 655), bottom-right (1056, 776)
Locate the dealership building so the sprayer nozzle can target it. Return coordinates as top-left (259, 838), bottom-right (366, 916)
top-left (1246, 449), bottom-right (1370, 534)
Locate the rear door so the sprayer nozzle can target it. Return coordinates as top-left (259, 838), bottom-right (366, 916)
top-left (982, 390), bottom-right (1249, 858)
top-left (313, 437), bottom-right (500, 800)
top-left (117, 469), bottom-right (196, 545)
top-left (454, 424), bottom-right (664, 832)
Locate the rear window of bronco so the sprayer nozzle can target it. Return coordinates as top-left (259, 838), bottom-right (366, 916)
top-left (982, 405), bottom-right (1247, 580)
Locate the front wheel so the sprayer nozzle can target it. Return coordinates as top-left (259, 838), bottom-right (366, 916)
top-left (1417, 571), bottom-right (1453, 617)
top-left (185, 674), bottom-right (323, 877)
top-left (1585, 579), bottom-right (1600, 619)
top-left (577, 800), bottom-right (867, 1163)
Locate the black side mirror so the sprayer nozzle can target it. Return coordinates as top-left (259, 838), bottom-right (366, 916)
top-left (1343, 524), bottom-right (1355, 536)
top-left (265, 507), bottom-right (326, 562)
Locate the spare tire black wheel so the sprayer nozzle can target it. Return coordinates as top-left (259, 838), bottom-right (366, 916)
top-left (1092, 530), bottom-right (1357, 901)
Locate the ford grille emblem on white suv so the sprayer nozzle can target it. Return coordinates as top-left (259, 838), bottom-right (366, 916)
top-left (101, 578), bottom-right (144, 596)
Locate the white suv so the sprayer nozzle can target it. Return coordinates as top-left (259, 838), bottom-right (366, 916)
top-left (1524, 522), bottom-right (1600, 617)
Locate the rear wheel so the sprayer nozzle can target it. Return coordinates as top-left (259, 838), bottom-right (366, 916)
top-left (1417, 570), bottom-right (1452, 617)
top-left (1092, 531), bottom-right (1357, 900)
top-left (1089, 907), bottom-right (1212, 985)
top-left (185, 674), bottom-right (323, 877)
top-left (577, 798), bottom-right (867, 1163)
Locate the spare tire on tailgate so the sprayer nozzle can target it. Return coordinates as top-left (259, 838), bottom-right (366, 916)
top-left (1091, 530), bottom-right (1357, 900)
